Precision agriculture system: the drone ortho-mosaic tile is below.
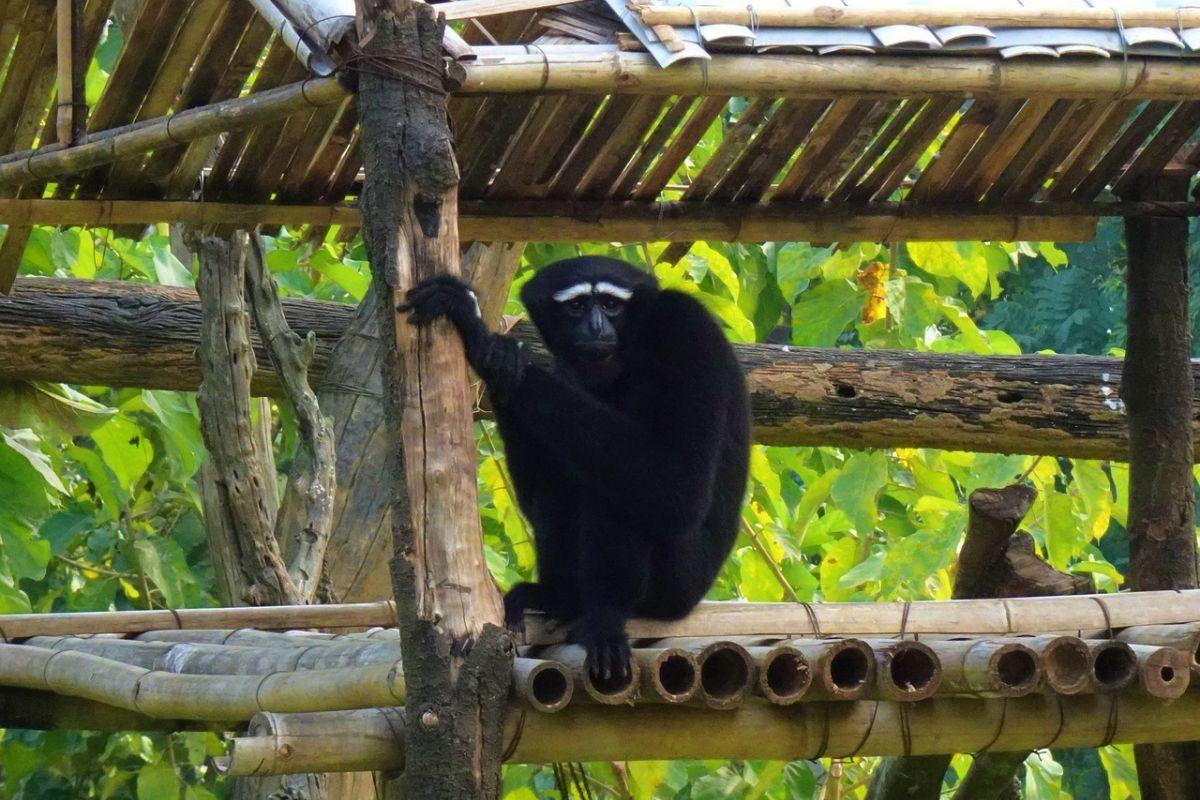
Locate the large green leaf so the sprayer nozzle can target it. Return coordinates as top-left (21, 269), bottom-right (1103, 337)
top-left (136, 760), bottom-right (179, 800)
top-left (830, 452), bottom-right (888, 536)
top-left (91, 415), bottom-right (154, 493)
top-left (790, 279), bottom-right (863, 347)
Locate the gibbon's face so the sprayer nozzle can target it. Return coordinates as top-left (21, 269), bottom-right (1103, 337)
top-left (551, 278), bottom-right (632, 366)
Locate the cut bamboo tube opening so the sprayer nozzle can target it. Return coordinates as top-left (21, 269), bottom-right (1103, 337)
top-left (1089, 640), bottom-right (1138, 694)
top-left (635, 648), bottom-right (700, 704)
top-left (934, 639), bottom-right (1041, 698)
top-left (867, 640), bottom-right (941, 702)
top-left (786, 638), bottom-right (874, 701)
top-left (696, 641), bottom-right (756, 710)
top-left (1026, 635), bottom-right (1092, 695)
top-left (749, 644), bottom-right (812, 705)
top-left (1119, 623), bottom-right (1200, 677)
top-left (227, 692), bottom-right (1200, 773)
top-left (512, 658), bottom-right (573, 713)
top-left (1127, 644), bottom-right (1191, 700)
top-left (534, 645), bottom-right (641, 705)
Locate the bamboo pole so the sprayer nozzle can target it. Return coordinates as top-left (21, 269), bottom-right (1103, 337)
top-left (784, 639), bottom-right (873, 701)
top-left (933, 639), bottom-right (1041, 698)
top-left (1128, 644), bottom-right (1191, 700)
top-left (155, 640), bottom-right (402, 674)
top-left (1119, 623), bottom-right (1200, 676)
top-left (226, 693), bottom-right (1200, 774)
top-left (54, 0), bottom-right (85, 146)
top-left (637, 4), bottom-right (1200, 29)
top-left (0, 645), bottom-right (404, 721)
top-left (535, 645), bottom-right (641, 705)
top-left (866, 640), bottom-right (941, 702)
top-left (454, 50), bottom-right (1200, 101)
top-left (512, 658), bottom-right (573, 714)
top-left (136, 629), bottom-right (341, 646)
top-left (0, 601), bottom-right (395, 639)
top-left (749, 644), bottom-right (812, 706)
top-left (222, 707), bottom-right (407, 776)
top-left (0, 77), bottom-right (348, 188)
top-left (1089, 640), bottom-right (1138, 694)
top-left (527, 591), bottom-right (1200, 643)
top-left (635, 647), bottom-right (700, 704)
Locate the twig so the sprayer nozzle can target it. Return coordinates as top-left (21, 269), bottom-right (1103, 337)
top-left (54, 554), bottom-right (135, 580)
top-left (740, 515), bottom-right (802, 603)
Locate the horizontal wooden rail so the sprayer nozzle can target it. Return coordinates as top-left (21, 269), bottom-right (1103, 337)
top-left (4, 277), bottom-right (1195, 460)
top-left (0, 199), bottom-right (1130, 241)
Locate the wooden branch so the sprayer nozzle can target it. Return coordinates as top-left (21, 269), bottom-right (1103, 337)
top-left (225, 692), bottom-right (1200, 773)
top-left (195, 233), bottom-right (299, 606)
top-left (5, 277), bottom-right (1194, 463)
top-left (638, 4), bottom-right (1200, 29)
top-left (244, 234), bottom-right (336, 603)
top-left (0, 77), bottom-right (348, 188)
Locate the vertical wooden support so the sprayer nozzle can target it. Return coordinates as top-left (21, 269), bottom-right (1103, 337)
top-left (356, 2), bottom-right (511, 798)
top-left (55, 0), bottom-right (86, 146)
top-left (1122, 174), bottom-right (1199, 800)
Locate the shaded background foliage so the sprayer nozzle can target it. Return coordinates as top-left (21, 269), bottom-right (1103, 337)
top-left (0, 24), bottom-right (1187, 798)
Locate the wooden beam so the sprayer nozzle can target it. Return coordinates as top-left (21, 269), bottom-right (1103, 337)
top-left (3, 277), bottom-right (1199, 463)
top-left (638, 4), bottom-right (1200, 29)
top-left (0, 77), bottom-right (348, 188)
top-left (0, 198), bottom-right (1138, 242)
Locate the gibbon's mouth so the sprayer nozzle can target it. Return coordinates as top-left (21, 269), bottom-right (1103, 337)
top-left (575, 342), bottom-right (617, 361)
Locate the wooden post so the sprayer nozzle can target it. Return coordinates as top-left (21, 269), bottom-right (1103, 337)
top-left (356, 2), bottom-right (511, 798)
top-left (1121, 174), bottom-right (1199, 799)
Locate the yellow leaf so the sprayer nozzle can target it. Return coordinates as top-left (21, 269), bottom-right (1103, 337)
top-left (857, 261), bottom-right (889, 324)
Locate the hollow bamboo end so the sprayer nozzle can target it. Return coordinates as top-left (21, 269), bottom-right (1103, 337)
top-left (874, 640), bottom-right (941, 702)
top-left (583, 657), bottom-right (642, 706)
top-left (638, 648), bottom-right (700, 703)
top-left (697, 642), bottom-right (755, 710)
top-left (1137, 646), bottom-right (1191, 700)
top-left (1039, 636), bottom-right (1092, 695)
top-left (989, 643), bottom-right (1042, 697)
top-left (513, 658), bottom-right (574, 713)
top-left (811, 638), bottom-right (874, 701)
top-left (1090, 641), bottom-right (1138, 694)
top-left (757, 645), bottom-right (812, 705)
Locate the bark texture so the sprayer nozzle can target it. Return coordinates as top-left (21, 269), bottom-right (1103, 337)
top-left (1122, 178), bottom-right (1200, 800)
top-left (3, 277), bottom-right (1195, 461)
top-left (357, 2), bottom-right (511, 797)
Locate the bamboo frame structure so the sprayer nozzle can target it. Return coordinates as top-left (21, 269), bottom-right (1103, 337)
top-left (222, 692), bottom-right (1200, 775)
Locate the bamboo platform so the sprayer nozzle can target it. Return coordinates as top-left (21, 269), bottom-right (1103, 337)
top-left (0, 595), bottom-right (1195, 773)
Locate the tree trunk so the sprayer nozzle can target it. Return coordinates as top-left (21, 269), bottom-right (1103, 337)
top-left (1122, 175), bottom-right (1200, 800)
top-left (357, 2), bottom-right (511, 797)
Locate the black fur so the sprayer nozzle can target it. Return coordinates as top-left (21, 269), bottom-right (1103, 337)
top-left (401, 256), bottom-right (750, 680)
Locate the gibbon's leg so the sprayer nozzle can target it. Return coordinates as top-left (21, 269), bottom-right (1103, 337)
top-left (569, 509), bottom-right (651, 679)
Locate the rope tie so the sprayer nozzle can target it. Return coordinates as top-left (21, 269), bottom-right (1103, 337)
top-left (846, 700), bottom-right (879, 757)
top-left (1041, 695), bottom-right (1067, 749)
top-left (501, 708), bottom-right (527, 761)
top-left (524, 44), bottom-right (551, 93)
top-left (813, 701), bottom-right (832, 758)
top-left (898, 703), bottom-right (914, 756)
top-left (168, 607), bottom-right (184, 629)
top-left (897, 600), bottom-right (912, 640)
top-left (972, 697), bottom-right (1009, 755)
top-left (1090, 596), bottom-right (1114, 639)
top-left (800, 601), bottom-right (824, 638)
top-left (344, 49), bottom-right (448, 95)
top-left (1101, 696), bottom-right (1120, 746)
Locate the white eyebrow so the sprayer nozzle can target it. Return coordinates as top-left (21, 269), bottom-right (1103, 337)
top-left (594, 282), bottom-right (633, 301)
top-left (552, 282), bottom-right (593, 302)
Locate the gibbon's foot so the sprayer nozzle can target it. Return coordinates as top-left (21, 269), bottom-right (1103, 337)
top-left (503, 582), bottom-right (543, 633)
top-left (569, 617), bottom-right (632, 684)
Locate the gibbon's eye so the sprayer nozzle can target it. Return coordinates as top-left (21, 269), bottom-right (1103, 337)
top-left (600, 296), bottom-right (623, 314)
top-left (565, 297), bottom-right (587, 315)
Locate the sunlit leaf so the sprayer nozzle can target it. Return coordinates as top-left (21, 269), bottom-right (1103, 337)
top-left (791, 279), bottom-right (863, 347)
top-left (831, 452), bottom-right (888, 536)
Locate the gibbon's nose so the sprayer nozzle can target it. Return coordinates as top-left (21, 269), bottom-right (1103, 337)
top-left (586, 306), bottom-right (615, 341)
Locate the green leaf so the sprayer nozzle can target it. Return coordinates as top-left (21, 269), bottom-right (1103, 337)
top-left (819, 536), bottom-right (860, 602)
top-left (0, 568), bottom-right (32, 612)
top-left (311, 248), bottom-right (370, 300)
top-left (1, 428), bottom-right (66, 495)
top-left (141, 391), bottom-right (205, 478)
top-left (907, 241), bottom-right (988, 298)
top-left (1, 521), bottom-right (51, 582)
top-left (738, 549), bottom-right (785, 601)
top-left (150, 241), bottom-right (193, 287)
top-left (134, 537), bottom-right (189, 609)
top-left (790, 279), bottom-right (863, 347)
top-left (91, 415), bottom-right (154, 492)
top-left (690, 242), bottom-right (740, 301)
top-left (831, 452), bottom-right (888, 536)
top-left (772, 243), bottom-right (830, 304)
top-left (1043, 491), bottom-right (1080, 569)
top-left (136, 760), bottom-right (178, 800)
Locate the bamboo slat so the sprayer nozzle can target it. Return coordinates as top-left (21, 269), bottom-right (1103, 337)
top-left (999, 101), bottom-right (1108, 202)
top-left (637, 5), bottom-right (1200, 29)
top-left (525, 591), bottom-right (1200, 644)
top-left (1070, 101), bottom-right (1177, 200)
top-left (828, 99), bottom-right (922, 203)
top-left (609, 96), bottom-right (694, 199)
top-left (857, 97), bottom-right (960, 203)
top-left (960, 97), bottom-right (1057, 201)
top-left (484, 95), bottom-right (603, 199)
top-left (632, 95), bottom-right (728, 200)
top-left (0, 0), bottom-right (56, 155)
top-left (771, 98), bottom-right (867, 201)
top-left (730, 100), bottom-right (831, 203)
top-left (936, 100), bottom-right (1024, 202)
top-left (983, 99), bottom-right (1077, 202)
top-left (1112, 101), bottom-right (1200, 197)
top-left (575, 96), bottom-right (666, 199)
top-left (549, 96), bottom-right (656, 200)
top-left (906, 99), bottom-right (997, 203)
top-left (1045, 100), bottom-right (1140, 201)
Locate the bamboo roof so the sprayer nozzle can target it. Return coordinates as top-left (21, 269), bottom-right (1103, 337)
top-left (1, 0), bottom-right (1200, 246)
